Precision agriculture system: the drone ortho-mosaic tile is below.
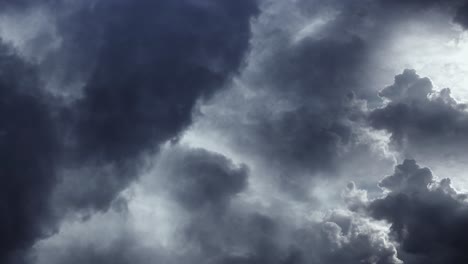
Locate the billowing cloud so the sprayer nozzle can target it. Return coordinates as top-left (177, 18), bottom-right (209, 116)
top-left (0, 0), bottom-right (258, 262)
top-left (53, 0), bottom-right (258, 213)
top-left (35, 145), bottom-right (401, 264)
top-left (368, 160), bottom-right (468, 264)
top-left (3, 0), bottom-right (468, 263)
top-left (185, 0), bottom-right (399, 197)
top-left (145, 145), bottom-right (249, 211)
top-left (369, 69), bottom-right (468, 164)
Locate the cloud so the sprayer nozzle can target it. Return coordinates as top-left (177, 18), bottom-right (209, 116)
top-left (186, 0), bottom-right (397, 197)
top-left (70, 0), bottom-right (258, 159)
top-left (36, 206), bottom-right (402, 264)
top-left (147, 145), bottom-right (249, 211)
top-left (3, 0), bottom-right (468, 263)
top-left (0, 0), bottom-right (258, 262)
top-left (0, 41), bottom-right (59, 264)
top-left (369, 69), bottom-right (468, 162)
top-left (50, 0), bottom-right (259, 214)
top-left (35, 145), bottom-right (401, 264)
top-left (367, 160), bottom-right (468, 264)
top-left (454, 2), bottom-right (468, 28)
top-left (41, 158), bottom-right (468, 264)
top-left (22, 138), bottom-right (402, 264)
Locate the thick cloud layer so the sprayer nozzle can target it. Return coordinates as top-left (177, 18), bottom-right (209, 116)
top-left (3, 0), bottom-right (468, 263)
top-left (72, 0), bottom-right (258, 160)
top-left (0, 42), bottom-right (58, 264)
top-left (0, 0), bottom-right (258, 263)
top-left (368, 160), bottom-right (468, 264)
top-left (49, 0), bottom-right (259, 213)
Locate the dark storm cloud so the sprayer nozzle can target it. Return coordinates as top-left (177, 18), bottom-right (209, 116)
top-left (51, 0), bottom-right (259, 212)
top-left (72, 0), bottom-right (258, 159)
top-left (4, 0), bottom-right (468, 264)
top-left (154, 146), bottom-right (248, 211)
top-left (369, 69), bottom-right (468, 159)
top-left (368, 160), bottom-right (468, 264)
top-left (0, 0), bottom-right (258, 262)
top-left (378, 0), bottom-right (468, 30)
top-left (0, 42), bottom-right (58, 264)
top-left (454, 2), bottom-right (468, 28)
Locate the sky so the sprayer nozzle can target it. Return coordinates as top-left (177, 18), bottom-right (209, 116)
top-left (1, 0), bottom-right (468, 263)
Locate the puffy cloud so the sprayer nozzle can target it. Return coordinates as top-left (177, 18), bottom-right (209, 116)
top-left (368, 160), bottom-right (468, 264)
top-left (146, 145), bottom-right (249, 211)
top-left (3, 0), bottom-right (468, 263)
top-left (189, 0), bottom-right (468, 190)
top-left (369, 69), bottom-right (468, 164)
top-left (33, 143), bottom-right (402, 264)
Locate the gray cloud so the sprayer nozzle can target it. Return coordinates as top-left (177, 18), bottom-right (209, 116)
top-left (51, 0), bottom-right (258, 213)
top-left (369, 69), bottom-right (468, 162)
top-left (35, 142), bottom-right (401, 264)
top-left (0, 0), bottom-right (258, 262)
top-left (368, 160), bottom-right (468, 264)
top-left (454, 1), bottom-right (468, 28)
top-left (149, 145), bottom-right (249, 211)
top-left (0, 41), bottom-right (60, 264)
top-left (3, 0), bottom-right (468, 263)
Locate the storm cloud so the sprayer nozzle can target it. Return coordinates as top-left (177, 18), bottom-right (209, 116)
top-left (55, 0), bottom-right (259, 213)
top-left (0, 41), bottom-right (59, 264)
top-left (368, 160), bottom-right (468, 264)
top-left (0, 0), bottom-right (258, 263)
top-left (2, 0), bottom-right (468, 263)
top-left (369, 69), bottom-right (468, 164)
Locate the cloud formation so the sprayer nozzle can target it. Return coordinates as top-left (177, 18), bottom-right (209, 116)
top-left (369, 69), bottom-right (468, 163)
top-left (0, 0), bottom-right (258, 263)
top-left (368, 160), bottom-right (468, 264)
top-left (35, 145), bottom-right (402, 264)
top-left (2, 0), bottom-right (468, 263)
top-left (0, 41), bottom-right (59, 264)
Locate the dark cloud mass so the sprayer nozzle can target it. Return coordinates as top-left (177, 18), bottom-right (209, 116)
top-left (3, 0), bottom-right (468, 263)
top-left (57, 0), bottom-right (258, 212)
top-left (369, 69), bottom-right (468, 161)
top-left (145, 145), bottom-right (249, 212)
top-left (368, 160), bottom-right (468, 264)
top-left (0, 42), bottom-right (59, 263)
top-left (73, 0), bottom-right (258, 160)
top-left (454, 2), bottom-right (468, 28)
top-left (0, 0), bottom-right (258, 263)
